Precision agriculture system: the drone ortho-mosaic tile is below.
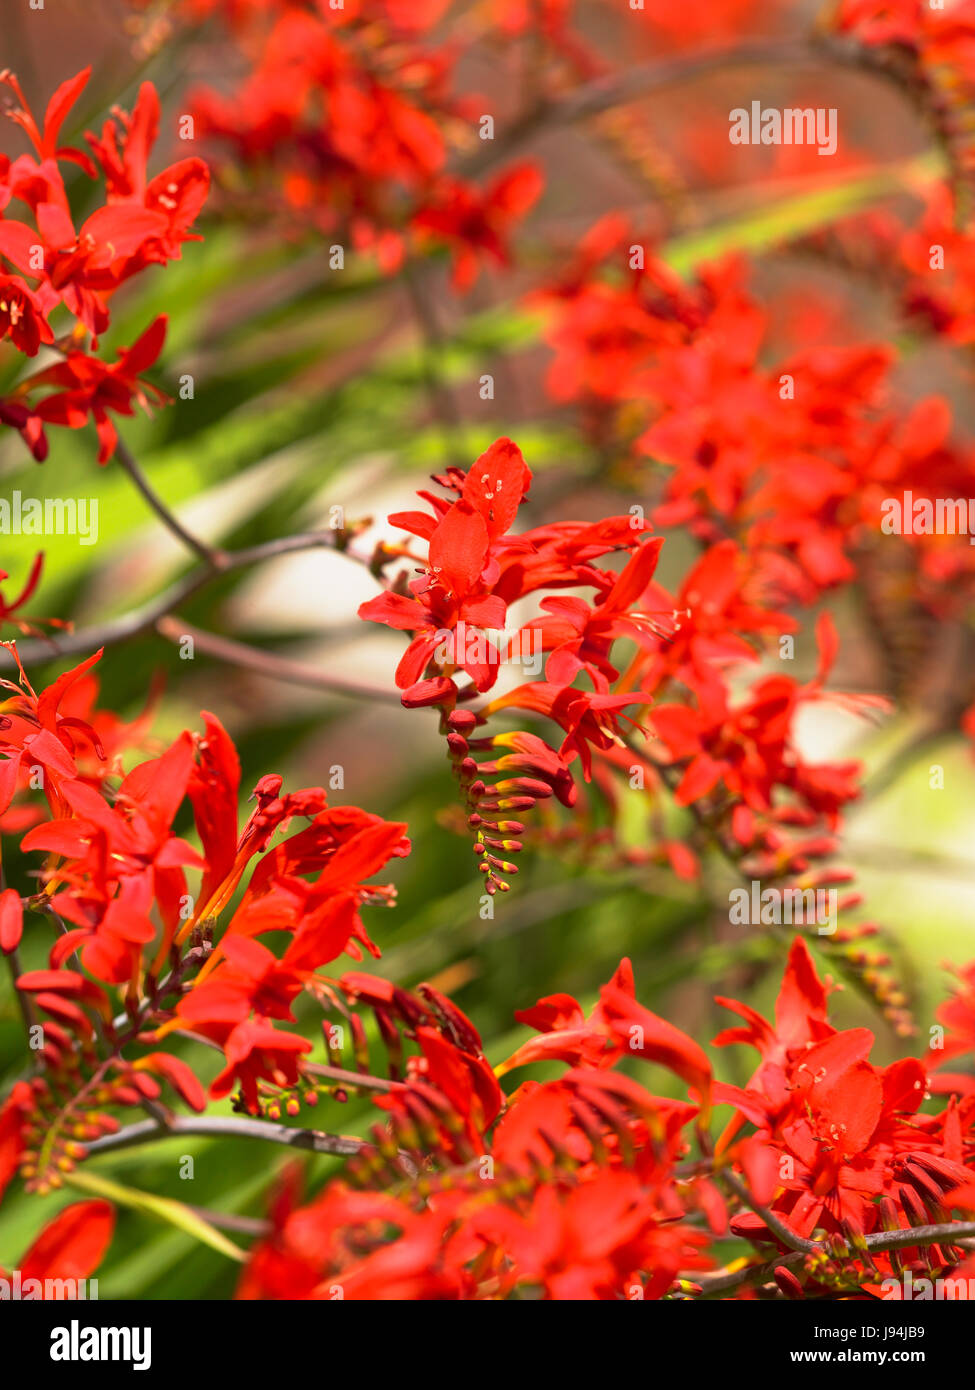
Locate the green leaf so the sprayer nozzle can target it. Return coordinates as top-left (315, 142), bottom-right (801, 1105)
top-left (65, 1169), bottom-right (246, 1263)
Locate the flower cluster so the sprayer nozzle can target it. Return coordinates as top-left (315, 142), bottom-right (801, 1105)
top-left (142, 0), bottom-right (544, 287)
top-left (537, 217), bottom-right (975, 607)
top-left (358, 439), bottom-right (903, 1032)
top-left (0, 70), bottom-right (208, 462)
top-left (0, 649), bottom-right (410, 1196)
top-left (4, 3), bottom-right (975, 1310)
top-left (234, 939), bottom-right (975, 1300)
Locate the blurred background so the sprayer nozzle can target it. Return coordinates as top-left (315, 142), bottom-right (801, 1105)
top-left (1, 0), bottom-right (974, 1296)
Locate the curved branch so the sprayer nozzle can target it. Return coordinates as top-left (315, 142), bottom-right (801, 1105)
top-left (114, 437), bottom-right (227, 571)
top-left (82, 1114), bottom-right (371, 1160)
top-left (718, 1168), bottom-right (820, 1255)
top-left (3, 531), bottom-right (381, 671)
top-left (156, 615), bottom-right (402, 704)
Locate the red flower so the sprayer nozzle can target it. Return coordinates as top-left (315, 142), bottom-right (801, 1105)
top-left (0, 1200), bottom-right (114, 1293)
top-left (714, 938), bottom-right (971, 1239)
top-left (0, 68), bottom-right (208, 458)
top-left (359, 437), bottom-right (532, 699)
top-left (514, 538), bottom-right (664, 690)
top-left (0, 274), bottom-right (53, 356)
top-left (498, 957), bottom-right (638, 1074)
top-left (412, 163), bottom-right (544, 291)
top-left (28, 316), bottom-right (169, 463)
top-left (85, 81), bottom-right (210, 262)
top-left (0, 553), bottom-right (45, 633)
top-left (467, 1167), bottom-right (707, 1301)
top-left (650, 617), bottom-right (874, 823)
top-left (211, 1019), bottom-right (312, 1115)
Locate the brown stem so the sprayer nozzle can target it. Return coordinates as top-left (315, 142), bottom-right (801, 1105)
top-left (301, 1061), bottom-right (408, 1094)
top-left (81, 1114), bottom-right (373, 1160)
top-left (6, 946), bottom-right (38, 1050)
top-left (1, 530), bottom-right (382, 671)
top-left (114, 437), bottom-right (227, 570)
top-left (718, 1167), bottom-right (820, 1255)
top-left (156, 616), bottom-right (402, 704)
top-left (185, 1205), bottom-right (270, 1238)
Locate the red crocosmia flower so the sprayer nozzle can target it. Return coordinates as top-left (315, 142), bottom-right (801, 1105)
top-left (635, 539), bottom-right (797, 690)
top-left (384, 1023), bottom-right (505, 1151)
top-left (459, 435), bottom-right (533, 541)
top-left (650, 635), bottom-right (870, 825)
top-left (501, 957), bottom-right (712, 1116)
top-left (0, 1200), bottom-right (114, 1293)
top-left (487, 682), bottom-right (652, 779)
top-left (715, 936), bottom-right (835, 1081)
top-left (365, 437), bottom-right (700, 888)
top-left (498, 957), bottom-right (637, 1074)
top-left (174, 935), bottom-right (308, 1039)
top-left (0, 197), bottom-right (167, 339)
top-left (714, 938), bottom-right (972, 1240)
top-left (22, 734), bottom-right (203, 985)
top-left (467, 1167), bottom-right (709, 1301)
top-left (712, 936), bottom-right (836, 1155)
top-left (360, 437), bottom-right (533, 700)
top-left (360, 502), bottom-right (505, 694)
top-left (412, 163), bottom-right (544, 291)
top-left (29, 316), bottom-right (169, 463)
top-left (0, 68), bottom-right (207, 460)
top-left (514, 538), bottom-right (665, 689)
top-left (0, 67), bottom-right (95, 171)
top-left (211, 1019), bottom-right (312, 1115)
top-left (0, 274), bottom-right (54, 355)
top-left (0, 72), bottom-right (207, 326)
top-left (0, 647), bottom-right (106, 819)
top-left (361, 983), bottom-right (505, 1157)
top-left (49, 876), bottom-right (158, 987)
top-left (238, 1176), bottom-right (469, 1301)
top-left (221, 807), bottom-right (410, 960)
top-left (598, 983), bottom-right (713, 1116)
top-left (85, 81), bottom-right (210, 262)
top-left (491, 513), bottom-right (652, 603)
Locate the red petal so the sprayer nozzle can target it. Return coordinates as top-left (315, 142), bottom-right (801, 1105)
top-left (20, 1200), bottom-right (114, 1282)
top-left (428, 502), bottom-right (489, 596)
top-left (0, 889), bottom-right (23, 953)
